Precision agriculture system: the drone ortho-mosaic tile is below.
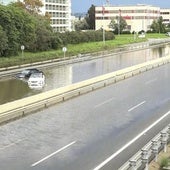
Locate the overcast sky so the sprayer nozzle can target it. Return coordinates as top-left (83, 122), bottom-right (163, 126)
top-left (71, 0), bottom-right (170, 13)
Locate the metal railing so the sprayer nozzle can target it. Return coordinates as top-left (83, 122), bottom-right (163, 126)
top-left (118, 124), bottom-right (170, 170)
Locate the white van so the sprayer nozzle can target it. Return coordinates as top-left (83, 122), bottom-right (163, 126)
top-left (28, 72), bottom-right (45, 89)
top-left (165, 32), bottom-right (170, 36)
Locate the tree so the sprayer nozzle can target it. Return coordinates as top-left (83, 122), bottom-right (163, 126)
top-left (34, 15), bottom-right (53, 51)
top-left (0, 25), bottom-right (8, 57)
top-left (151, 16), bottom-right (166, 33)
top-left (13, 0), bottom-right (43, 14)
top-left (108, 19), bottom-right (116, 31)
top-left (0, 5), bottom-right (20, 56)
top-left (157, 16), bottom-right (166, 33)
top-left (85, 5), bottom-right (95, 29)
top-left (0, 3), bottom-right (55, 56)
top-left (23, 0), bottom-right (43, 14)
top-left (75, 19), bottom-right (89, 31)
top-left (150, 20), bottom-right (158, 33)
top-left (9, 4), bottom-right (37, 50)
top-left (11, 1), bottom-right (53, 51)
top-left (109, 16), bottom-right (127, 34)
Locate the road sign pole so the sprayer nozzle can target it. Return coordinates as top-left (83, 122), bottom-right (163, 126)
top-left (62, 47), bottom-right (67, 60)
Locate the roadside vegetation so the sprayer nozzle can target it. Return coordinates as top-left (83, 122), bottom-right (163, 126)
top-left (0, 33), bottom-right (168, 68)
top-left (149, 144), bottom-right (170, 170)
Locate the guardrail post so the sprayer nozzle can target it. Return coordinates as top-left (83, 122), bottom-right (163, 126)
top-left (168, 124), bottom-right (170, 138)
top-left (152, 140), bottom-right (159, 162)
top-left (141, 149), bottom-right (149, 170)
top-left (161, 131), bottom-right (168, 152)
top-left (129, 160), bottom-right (137, 170)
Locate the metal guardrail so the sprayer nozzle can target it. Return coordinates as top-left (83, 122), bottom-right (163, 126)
top-left (148, 38), bottom-right (170, 46)
top-left (118, 124), bottom-right (170, 170)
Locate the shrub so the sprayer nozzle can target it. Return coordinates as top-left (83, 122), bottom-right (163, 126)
top-left (138, 30), bottom-right (145, 34)
top-left (121, 31), bottom-right (131, 34)
top-left (159, 157), bottom-right (169, 169)
top-left (57, 30), bottom-right (115, 45)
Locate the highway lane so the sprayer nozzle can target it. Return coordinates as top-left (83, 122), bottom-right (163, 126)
top-left (0, 64), bottom-right (170, 170)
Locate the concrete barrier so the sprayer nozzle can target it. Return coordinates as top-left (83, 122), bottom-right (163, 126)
top-left (0, 56), bottom-right (170, 124)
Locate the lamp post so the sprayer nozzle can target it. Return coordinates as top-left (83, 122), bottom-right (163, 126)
top-left (102, 25), bottom-right (105, 45)
top-left (118, 9), bottom-right (121, 36)
top-left (102, 5), bottom-right (105, 45)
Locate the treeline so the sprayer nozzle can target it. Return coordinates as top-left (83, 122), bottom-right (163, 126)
top-left (0, 4), bottom-right (54, 57)
top-left (0, 3), bottom-right (115, 57)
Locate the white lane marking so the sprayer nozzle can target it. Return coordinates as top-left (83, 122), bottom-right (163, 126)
top-left (0, 138), bottom-right (25, 150)
top-left (94, 97), bottom-right (115, 108)
top-left (93, 110), bottom-right (170, 170)
top-left (128, 101), bottom-right (146, 112)
top-left (145, 78), bottom-right (157, 85)
top-left (31, 141), bottom-right (76, 167)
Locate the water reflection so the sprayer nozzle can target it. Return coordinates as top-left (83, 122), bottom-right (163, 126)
top-left (0, 78), bottom-right (39, 104)
top-left (44, 65), bottom-right (73, 89)
top-left (1, 44), bottom-right (170, 105)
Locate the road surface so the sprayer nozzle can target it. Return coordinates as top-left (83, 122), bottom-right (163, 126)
top-left (0, 63), bottom-right (170, 170)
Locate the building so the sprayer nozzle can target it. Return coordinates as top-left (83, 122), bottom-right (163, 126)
top-left (160, 8), bottom-right (170, 25)
top-left (95, 4), bottom-right (160, 33)
top-left (41, 0), bottom-right (71, 32)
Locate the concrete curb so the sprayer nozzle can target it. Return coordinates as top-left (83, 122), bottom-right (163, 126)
top-left (0, 56), bottom-right (170, 124)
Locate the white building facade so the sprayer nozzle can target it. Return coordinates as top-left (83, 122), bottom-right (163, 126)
top-left (95, 4), bottom-right (160, 33)
top-left (41, 0), bottom-right (71, 32)
top-left (160, 8), bottom-right (170, 25)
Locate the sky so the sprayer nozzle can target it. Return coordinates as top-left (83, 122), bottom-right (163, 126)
top-left (71, 0), bottom-right (170, 13)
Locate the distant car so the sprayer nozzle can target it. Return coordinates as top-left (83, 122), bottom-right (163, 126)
top-left (138, 32), bottom-right (145, 38)
top-left (165, 32), bottom-right (170, 36)
top-left (15, 68), bottom-right (41, 79)
top-left (28, 72), bottom-right (45, 89)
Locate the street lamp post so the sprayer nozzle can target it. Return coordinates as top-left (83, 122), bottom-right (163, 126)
top-left (118, 9), bottom-right (121, 35)
top-left (102, 5), bottom-right (105, 45)
top-left (103, 25), bottom-right (105, 45)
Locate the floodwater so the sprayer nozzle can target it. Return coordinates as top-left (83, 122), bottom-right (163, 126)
top-left (0, 44), bottom-right (170, 105)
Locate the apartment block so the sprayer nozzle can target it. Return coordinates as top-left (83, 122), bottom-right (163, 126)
top-left (41, 0), bottom-right (71, 32)
top-left (95, 4), bottom-right (160, 32)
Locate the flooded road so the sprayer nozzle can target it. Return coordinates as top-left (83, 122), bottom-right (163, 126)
top-left (0, 44), bottom-right (170, 105)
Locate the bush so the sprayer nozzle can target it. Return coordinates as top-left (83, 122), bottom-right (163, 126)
top-left (121, 31), bottom-right (131, 34)
top-left (138, 30), bottom-right (145, 34)
top-left (159, 157), bottom-right (169, 169)
top-left (57, 30), bottom-right (115, 45)
top-left (146, 30), bottom-right (157, 33)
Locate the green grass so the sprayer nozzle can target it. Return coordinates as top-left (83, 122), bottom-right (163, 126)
top-left (0, 33), bottom-right (168, 68)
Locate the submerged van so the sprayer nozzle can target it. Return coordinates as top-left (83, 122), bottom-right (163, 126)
top-left (28, 72), bottom-right (45, 89)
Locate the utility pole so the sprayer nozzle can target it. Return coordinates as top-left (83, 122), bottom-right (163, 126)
top-left (102, 5), bottom-right (105, 45)
top-left (118, 9), bottom-right (121, 35)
